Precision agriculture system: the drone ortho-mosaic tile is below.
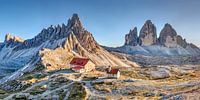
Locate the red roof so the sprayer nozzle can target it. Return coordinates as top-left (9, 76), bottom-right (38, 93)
top-left (70, 58), bottom-right (89, 66)
top-left (107, 68), bottom-right (119, 74)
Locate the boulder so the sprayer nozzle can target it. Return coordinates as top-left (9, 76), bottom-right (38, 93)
top-left (150, 68), bottom-right (170, 79)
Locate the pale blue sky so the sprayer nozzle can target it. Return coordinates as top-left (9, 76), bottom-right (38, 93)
top-left (0, 0), bottom-right (200, 47)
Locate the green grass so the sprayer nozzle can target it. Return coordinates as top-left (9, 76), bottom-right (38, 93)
top-left (0, 94), bottom-right (9, 99)
top-left (33, 63), bottom-right (46, 72)
top-left (20, 73), bottom-right (47, 81)
top-left (14, 95), bottom-right (27, 100)
top-left (49, 76), bottom-right (71, 90)
top-left (1, 80), bottom-right (30, 92)
top-left (33, 73), bottom-right (47, 79)
top-left (0, 80), bottom-right (31, 98)
top-left (68, 82), bottom-right (87, 100)
top-left (0, 89), bottom-right (6, 94)
top-left (82, 76), bottom-right (98, 81)
top-left (27, 85), bottom-right (47, 95)
top-left (58, 89), bottom-right (67, 100)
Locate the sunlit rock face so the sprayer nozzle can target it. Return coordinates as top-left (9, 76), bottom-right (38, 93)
top-left (0, 13), bottom-right (136, 80)
top-left (5, 33), bottom-right (24, 43)
top-left (108, 20), bottom-right (200, 58)
top-left (139, 20), bottom-right (157, 46)
top-left (125, 27), bottom-right (138, 46)
top-left (4, 33), bottom-right (24, 47)
top-left (159, 24), bottom-right (179, 48)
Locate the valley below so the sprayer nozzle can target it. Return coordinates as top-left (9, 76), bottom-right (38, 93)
top-left (1, 65), bottom-right (200, 100)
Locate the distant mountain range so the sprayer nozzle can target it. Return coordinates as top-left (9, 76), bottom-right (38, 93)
top-left (105, 20), bottom-right (200, 56)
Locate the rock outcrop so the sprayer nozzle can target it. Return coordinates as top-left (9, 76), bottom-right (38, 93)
top-left (139, 20), bottom-right (157, 46)
top-left (123, 21), bottom-right (199, 51)
top-left (177, 35), bottom-right (187, 48)
top-left (125, 27), bottom-right (138, 46)
top-left (159, 24), bottom-right (178, 48)
top-left (4, 33), bottom-right (24, 47)
top-left (118, 21), bottom-right (200, 57)
top-left (149, 68), bottom-right (171, 79)
top-left (5, 33), bottom-right (24, 43)
top-left (159, 24), bottom-right (191, 48)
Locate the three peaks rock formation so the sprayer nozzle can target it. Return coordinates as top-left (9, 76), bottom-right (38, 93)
top-left (124, 20), bottom-right (198, 49)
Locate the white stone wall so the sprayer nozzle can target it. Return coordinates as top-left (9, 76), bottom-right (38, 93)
top-left (85, 61), bottom-right (96, 72)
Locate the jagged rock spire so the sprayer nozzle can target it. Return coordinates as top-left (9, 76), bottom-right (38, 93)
top-left (125, 27), bottom-right (138, 46)
top-left (5, 33), bottom-right (24, 43)
top-left (160, 23), bottom-right (177, 38)
top-left (5, 33), bottom-right (12, 42)
top-left (67, 13), bottom-right (83, 29)
top-left (159, 23), bottom-right (178, 47)
top-left (139, 20), bottom-right (157, 46)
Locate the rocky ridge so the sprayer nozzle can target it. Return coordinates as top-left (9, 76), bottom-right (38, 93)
top-left (0, 14), bottom-right (136, 83)
top-left (125, 27), bottom-right (138, 46)
top-left (4, 33), bottom-right (24, 47)
top-left (123, 20), bottom-right (200, 51)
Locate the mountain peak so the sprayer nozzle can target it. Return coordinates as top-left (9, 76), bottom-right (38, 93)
top-left (125, 27), bottom-right (138, 46)
top-left (159, 23), bottom-right (178, 47)
top-left (145, 20), bottom-right (152, 24)
top-left (5, 33), bottom-right (24, 43)
top-left (161, 23), bottom-right (177, 34)
top-left (139, 20), bottom-right (157, 46)
top-left (164, 23), bottom-right (172, 27)
top-left (67, 13), bottom-right (83, 29)
top-left (72, 13), bottom-right (79, 20)
top-left (5, 33), bottom-right (12, 42)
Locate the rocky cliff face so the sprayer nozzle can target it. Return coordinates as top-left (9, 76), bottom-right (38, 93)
top-left (110, 20), bottom-right (200, 57)
top-left (177, 35), bottom-right (187, 48)
top-left (5, 33), bottom-right (24, 42)
top-left (125, 27), bottom-right (138, 46)
top-left (0, 14), bottom-right (136, 82)
top-left (159, 24), bottom-right (178, 48)
top-left (159, 24), bottom-right (192, 48)
top-left (39, 14), bottom-right (136, 71)
top-left (4, 34), bottom-right (24, 47)
top-left (139, 20), bottom-right (157, 46)
top-left (123, 21), bottom-right (199, 51)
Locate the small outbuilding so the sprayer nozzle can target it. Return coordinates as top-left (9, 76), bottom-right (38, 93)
top-left (107, 66), bottom-right (120, 79)
top-left (70, 57), bottom-right (95, 73)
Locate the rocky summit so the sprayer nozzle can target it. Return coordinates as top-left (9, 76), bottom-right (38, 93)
top-left (123, 20), bottom-right (200, 51)
top-left (123, 20), bottom-right (200, 49)
top-left (139, 20), bottom-right (157, 46)
top-left (159, 23), bottom-right (180, 48)
top-left (0, 14), bottom-right (136, 83)
top-left (125, 27), bottom-right (138, 46)
top-left (4, 33), bottom-right (24, 47)
top-left (158, 23), bottom-right (196, 49)
top-left (104, 20), bottom-right (200, 65)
